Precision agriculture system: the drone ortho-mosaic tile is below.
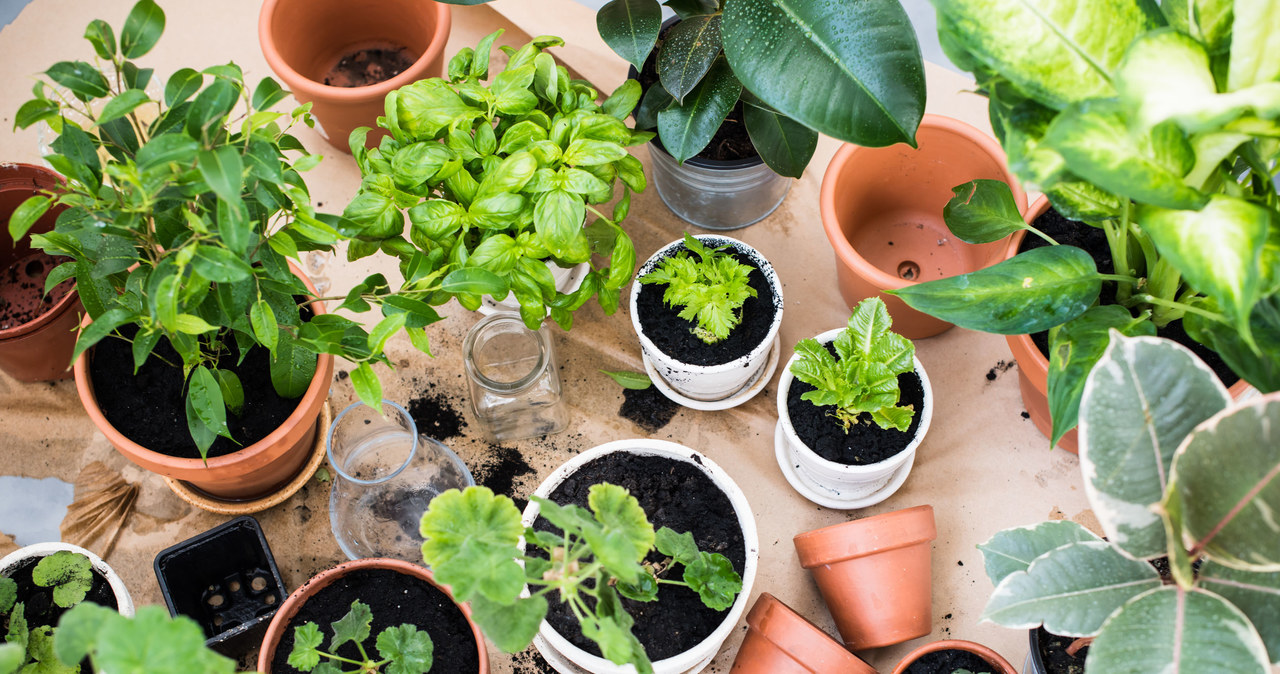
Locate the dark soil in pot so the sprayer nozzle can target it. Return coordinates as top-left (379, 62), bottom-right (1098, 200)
top-left (3, 557), bottom-right (118, 629)
top-left (270, 568), bottom-right (480, 674)
top-left (1033, 627), bottom-right (1086, 674)
top-left (904, 648), bottom-right (999, 674)
top-left (89, 325), bottom-right (307, 460)
top-left (1020, 207), bottom-right (1239, 386)
top-left (531, 452), bottom-right (747, 661)
top-left (636, 245), bottom-right (778, 366)
top-left (0, 251), bottom-right (73, 330)
top-left (322, 43), bottom-right (416, 87)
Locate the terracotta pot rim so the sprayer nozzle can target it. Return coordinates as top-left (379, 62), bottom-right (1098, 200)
top-left (257, 0), bottom-right (452, 103)
top-left (257, 557), bottom-right (489, 673)
top-left (819, 113), bottom-right (1027, 291)
top-left (793, 504), bottom-right (936, 568)
top-left (744, 593), bottom-right (872, 672)
top-left (891, 639), bottom-right (1018, 674)
top-left (0, 163), bottom-right (80, 341)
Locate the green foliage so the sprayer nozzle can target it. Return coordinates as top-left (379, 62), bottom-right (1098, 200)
top-left (52, 603), bottom-right (236, 674)
top-left (344, 31), bottom-right (645, 332)
top-left (600, 369), bottom-right (651, 390)
top-left (638, 234), bottom-right (756, 344)
top-left (419, 484), bottom-right (742, 674)
top-left (789, 298), bottom-right (916, 432)
top-left (10, 0), bottom-right (442, 457)
top-left (32, 552), bottom-right (93, 610)
top-left (0, 553), bottom-right (97, 674)
top-left (287, 600), bottom-right (433, 674)
top-left (978, 334), bottom-right (1280, 672)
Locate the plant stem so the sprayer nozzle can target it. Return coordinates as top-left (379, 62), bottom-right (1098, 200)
top-left (1129, 294), bottom-right (1226, 323)
top-left (1025, 224), bottom-right (1057, 245)
top-left (1096, 274), bottom-right (1139, 284)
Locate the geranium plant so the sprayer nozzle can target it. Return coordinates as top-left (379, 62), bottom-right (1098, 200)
top-left (977, 333), bottom-right (1280, 673)
top-left (50, 603), bottom-right (236, 673)
top-left (891, 1), bottom-right (1280, 444)
top-left (419, 484), bottom-right (742, 674)
top-left (0, 552), bottom-right (95, 674)
top-left (342, 30), bottom-right (646, 331)
top-left (8, 0), bottom-right (443, 455)
top-left (288, 600), bottom-right (433, 674)
top-left (638, 233), bottom-right (755, 344)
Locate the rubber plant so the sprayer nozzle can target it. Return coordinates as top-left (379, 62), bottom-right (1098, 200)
top-left (341, 30), bottom-right (646, 331)
top-left (8, 0), bottom-right (444, 455)
top-left (976, 333), bottom-right (1280, 673)
top-left (890, 0), bottom-right (1280, 444)
top-left (436, 0), bottom-right (927, 177)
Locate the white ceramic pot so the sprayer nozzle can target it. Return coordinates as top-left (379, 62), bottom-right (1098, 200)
top-left (630, 236), bottom-right (784, 402)
top-left (0, 542), bottom-right (134, 617)
top-left (481, 261), bottom-right (589, 315)
top-left (776, 328), bottom-right (932, 506)
top-left (521, 439), bottom-right (760, 674)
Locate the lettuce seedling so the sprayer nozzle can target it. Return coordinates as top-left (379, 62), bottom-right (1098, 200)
top-left (419, 484), bottom-right (742, 674)
top-left (790, 297), bottom-right (916, 432)
top-left (288, 600), bottom-right (433, 674)
top-left (638, 233), bottom-right (756, 344)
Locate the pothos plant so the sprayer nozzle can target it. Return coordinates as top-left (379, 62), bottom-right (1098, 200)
top-left (439, 0), bottom-right (926, 177)
top-left (9, 0), bottom-right (442, 456)
top-left (287, 600), bottom-right (433, 674)
top-left (419, 484), bottom-right (742, 674)
top-left (977, 334), bottom-right (1280, 673)
top-left (0, 552), bottom-right (95, 674)
top-left (891, 0), bottom-right (1280, 445)
top-left (638, 233), bottom-right (755, 344)
top-left (790, 297), bottom-right (916, 432)
top-left (342, 30), bottom-right (646, 331)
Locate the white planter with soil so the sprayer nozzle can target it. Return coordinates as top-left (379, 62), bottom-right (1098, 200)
top-left (630, 235), bottom-right (783, 406)
top-left (0, 542), bottom-right (135, 617)
top-left (522, 439), bottom-right (760, 674)
top-left (775, 328), bottom-right (932, 509)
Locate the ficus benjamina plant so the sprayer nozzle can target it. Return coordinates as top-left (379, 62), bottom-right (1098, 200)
top-left (419, 484), bottom-right (743, 674)
top-left (890, 0), bottom-right (1280, 446)
top-left (977, 333), bottom-right (1280, 674)
top-left (8, 0), bottom-right (444, 458)
top-left (342, 30), bottom-right (647, 332)
top-left (638, 233), bottom-right (756, 344)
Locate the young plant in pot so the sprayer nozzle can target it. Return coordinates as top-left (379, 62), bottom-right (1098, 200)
top-left (893, 0), bottom-right (1280, 449)
top-left (420, 439), bottom-right (757, 674)
top-left (891, 639), bottom-right (1017, 674)
top-left (341, 31), bottom-right (646, 332)
top-left (776, 297), bottom-right (931, 508)
top-left (976, 333), bottom-right (1280, 673)
top-left (9, 0), bottom-right (446, 500)
top-left (630, 233), bottom-right (782, 408)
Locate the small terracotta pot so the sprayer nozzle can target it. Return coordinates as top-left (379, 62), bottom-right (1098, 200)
top-left (73, 271), bottom-right (334, 501)
top-left (0, 163), bottom-right (82, 382)
top-left (257, 557), bottom-right (489, 673)
top-left (819, 114), bottom-right (1027, 339)
top-left (891, 639), bottom-right (1017, 674)
top-left (729, 593), bottom-right (875, 674)
top-left (793, 504), bottom-right (936, 651)
top-left (258, 0), bottom-right (451, 152)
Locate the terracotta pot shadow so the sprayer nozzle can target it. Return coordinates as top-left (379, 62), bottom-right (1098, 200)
top-left (730, 593), bottom-right (875, 674)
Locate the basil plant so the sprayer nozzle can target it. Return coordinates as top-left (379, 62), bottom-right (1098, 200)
top-left (342, 31), bottom-right (648, 331)
top-left (8, 0), bottom-right (442, 456)
top-left (438, 0), bottom-right (926, 177)
top-left (892, 0), bottom-right (1280, 444)
top-left (977, 333), bottom-right (1280, 674)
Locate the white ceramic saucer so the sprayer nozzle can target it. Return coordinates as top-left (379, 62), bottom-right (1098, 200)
top-left (642, 334), bottom-right (781, 411)
top-left (773, 421), bottom-right (914, 509)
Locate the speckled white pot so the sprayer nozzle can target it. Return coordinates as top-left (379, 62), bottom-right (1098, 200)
top-left (630, 235), bottom-right (783, 402)
top-left (0, 542), bottom-right (134, 617)
top-left (521, 439), bottom-right (760, 674)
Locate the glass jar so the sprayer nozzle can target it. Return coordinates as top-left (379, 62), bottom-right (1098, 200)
top-left (463, 312), bottom-right (568, 442)
top-left (648, 142), bottom-right (793, 230)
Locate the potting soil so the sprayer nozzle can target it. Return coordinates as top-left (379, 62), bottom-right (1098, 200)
top-left (3, 557), bottom-right (118, 629)
top-left (902, 648), bottom-right (996, 674)
top-left (322, 45), bottom-right (416, 87)
top-left (786, 366), bottom-right (926, 465)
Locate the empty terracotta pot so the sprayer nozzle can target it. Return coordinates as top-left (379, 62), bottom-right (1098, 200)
top-left (730, 593), bottom-right (875, 674)
top-left (892, 639), bottom-right (1017, 674)
top-left (0, 163), bottom-right (82, 382)
top-left (258, 0), bottom-right (451, 152)
top-left (793, 504), bottom-right (937, 651)
top-left (820, 114), bottom-right (1027, 339)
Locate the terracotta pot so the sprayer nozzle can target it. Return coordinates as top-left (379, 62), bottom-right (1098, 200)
top-left (258, 0), bottom-right (451, 152)
top-left (257, 557), bottom-right (489, 673)
top-left (0, 163), bottom-right (82, 382)
top-left (729, 592), bottom-right (875, 674)
top-left (891, 639), bottom-right (1017, 674)
top-left (793, 504), bottom-right (936, 651)
top-left (819, 114), bottom-right (1028, 339)
top-left (73, 271), bottom-right (334, 501)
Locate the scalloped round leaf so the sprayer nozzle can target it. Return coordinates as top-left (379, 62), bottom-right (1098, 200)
top-left (419, 486), bottom-right (524, 567)
top-left (977, 520), bottom-right (1101, 586)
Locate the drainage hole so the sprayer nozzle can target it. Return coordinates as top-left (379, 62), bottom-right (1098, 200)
top-left (207, 594), bottom-right (225, 608)
top-left (250, 576), bottom-right (268, 592)
top-left (897, 260), bottom-right (920, 280)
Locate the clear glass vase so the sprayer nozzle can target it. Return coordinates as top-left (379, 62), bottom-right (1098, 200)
top-left (463, 312), bottom-right (568, 442)
top-left (648, 143), bottom-right (793, 230)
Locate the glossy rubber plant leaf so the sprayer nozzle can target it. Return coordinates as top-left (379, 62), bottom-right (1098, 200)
top-left (1078, 334), bottom-right (1229, 559)
top-left (1198, 561), bottom-right (1280, 664)
top-left (889, 246), bottom-right (1100, 335)
top-left (742, 102), bottom-right (817, 179)
top-left (723, 0), bottom-right (923, 147)
top-left (597, 0), bottom-right (663, 70)
top-left (1228, 0), bottom-right (1280, 91)
top-left (657, 14), bottom-right (722, 104)
top-left (942, 179), bottom-right (1027, 244)
top-left (656, 57), bottom-right (740, 163)
top-left (977, 520), bottom-right (1100, 586)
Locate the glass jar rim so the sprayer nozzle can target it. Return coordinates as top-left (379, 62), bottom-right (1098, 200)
top-left (326, 399), bottom-right (419, 485)
top-left (463, 312), bottom-right (551, 393)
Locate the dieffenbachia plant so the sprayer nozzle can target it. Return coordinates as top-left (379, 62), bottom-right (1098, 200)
top-left (288, 600), bottom-right (433, 674)
top-left (638, 233), bottom-right (756, 344)
top-left (790, 297), bottom-right (916, 432)
top-left (436, 0), bottom-right (926, 177)
top-left (419, 484), bottom-right (742, 674)
top-left (890, 1), bottom-right (1280, 445)
top-left (342, 30), bottom-right (646, 332)
top-left (976, 333), bottom-right (1280, 674)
